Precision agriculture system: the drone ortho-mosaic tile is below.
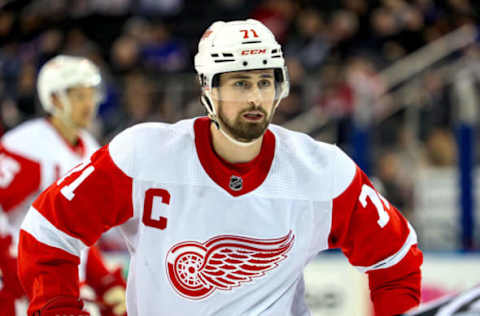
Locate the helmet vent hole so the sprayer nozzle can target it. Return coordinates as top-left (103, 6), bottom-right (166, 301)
top-left (271, 49), bottom-right (278, 54)
top-left (211, 54), bottom-right (219, 57)
top-left (263, 60), bottom-right (267, 65)
top-left (243, 61), bottom-right (248, 66)
top-left (222, 53), bottom-right (233, 57)
top-left (242, 41), bottom-right (261, 44)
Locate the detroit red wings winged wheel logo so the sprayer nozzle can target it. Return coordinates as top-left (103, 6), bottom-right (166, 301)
top-left (166, 231), bottom-right (295, 299)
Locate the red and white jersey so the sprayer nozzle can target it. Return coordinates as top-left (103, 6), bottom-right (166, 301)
top-left (0, 118), bottom-right (98, 235)
top-left (19, 117), bottom-right (423, 316)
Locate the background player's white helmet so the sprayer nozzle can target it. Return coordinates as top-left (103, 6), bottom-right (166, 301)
top-left (194, 19), bottom-right (290, 120)
top-left (37, 55), bottom-right (102, 115)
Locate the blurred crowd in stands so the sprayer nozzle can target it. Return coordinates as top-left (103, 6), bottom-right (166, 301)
top-left (1, 0), bottom-right (480, 220)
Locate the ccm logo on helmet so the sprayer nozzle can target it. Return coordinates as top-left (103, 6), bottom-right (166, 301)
top-left (241, 49), bottom-right (266, 55)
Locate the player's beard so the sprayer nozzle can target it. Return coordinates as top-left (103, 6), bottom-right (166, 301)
top-left (217, 103), bottom-right (272, 142)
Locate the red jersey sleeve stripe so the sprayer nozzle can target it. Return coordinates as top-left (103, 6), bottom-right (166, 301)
top-left (355, 222), bottom-right (418, 272)
top-left (21, 206), bottom-right (88, 257)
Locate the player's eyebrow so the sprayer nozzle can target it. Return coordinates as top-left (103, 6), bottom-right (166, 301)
top-left (226, 73), bottom-right (274, 80)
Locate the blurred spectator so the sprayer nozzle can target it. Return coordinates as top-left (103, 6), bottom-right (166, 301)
top-left (315, 64), bottom-right (354, 147)
top-left (342, 0), bottom-right (370, 38)
top-left (88, 0), bottom-right (131, 16)
top-left (413, 0), bottom-right (441, 25)
top-left (286, 9), bottom-right (330, 71)
top-left (0, 43), bottom-right (22, 100)
top-left (376, 151), bottom-right (414, 217)
top-left (110, 35), bottom-right (140, 75)
top-left (396, 6), bottom-right (426, 52)
top-left (0, 11), bottom-right (15, 44)
top-left (328, 9), bottom-right (360, 59)
top-left (447, 0), bottom-right (474, 16)
top-left (37, 29), bottom-right (64, 66)
top-left (15, 61), bottom-right (37, 119)
top-left (123, 17), bottom-right (151, 44)
top-left (138, 0), bottom-right (184, 16)
top-left (104, 71), bottom-right (166, 138)
top-left (369, 7), bottom-right (403, 61)
top-left (423, 128), bottom-right (457, 166)
top-left (345, 55), bottom-right (387, 124)
top-left (417, 71), bottom-right (452, 142)
top-left (63, 28), bottom-right (98, 57)
top-left (251, 0), bottom-right (298, 43)
top-left (140, 21), bottom-right (188, 72)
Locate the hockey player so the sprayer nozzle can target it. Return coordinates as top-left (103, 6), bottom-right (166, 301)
top-left (18, 20), bottom-right (422, 316)
top-left (0, 55), bottom-right (126, 316)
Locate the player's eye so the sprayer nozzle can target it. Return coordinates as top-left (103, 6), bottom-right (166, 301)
top-left (71, 93), bottom-right (86, 101)
top-left (258, 79), bottom-right (272, 88)
top-left (234, 80), bottom-right (250, 89)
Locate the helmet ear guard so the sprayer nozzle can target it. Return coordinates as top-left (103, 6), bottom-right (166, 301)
top-left (198, 73), bottom-right (218, 124)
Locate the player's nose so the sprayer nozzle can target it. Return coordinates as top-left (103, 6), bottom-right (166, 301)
top-left (247, 86), bottom-right (263, 106)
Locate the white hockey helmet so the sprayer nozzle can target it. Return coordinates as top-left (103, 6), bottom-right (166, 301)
top-left (194, 19), bottom-right (290, 117)
top-left (37, 55), bottom-right (102, 115)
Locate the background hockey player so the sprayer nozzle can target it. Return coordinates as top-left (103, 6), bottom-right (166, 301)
top-left (18, 20), bottom-right (422, 316)
top-left (0, 55), bottom-right (127, 316)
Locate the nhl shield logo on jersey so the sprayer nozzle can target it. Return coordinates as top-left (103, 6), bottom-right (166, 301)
top-left (166, 231), bottom-right (295, 299)
top-left (229, 175), bottom-right (243, 191)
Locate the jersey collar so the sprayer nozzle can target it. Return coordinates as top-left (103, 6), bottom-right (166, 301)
top-left (194, 117), bottom-right (275, 197)
top-left (45, 118), bottom-right (86, 157)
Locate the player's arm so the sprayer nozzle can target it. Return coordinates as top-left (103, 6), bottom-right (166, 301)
top-left (0, 144), bottom-right (41, 213)
top-left (328, 148), bottom-right (423, 316)
top-left (0, 216), bottom-right (25, 314)
top-left (18, 145), bottom-right (134, 316)
top-left (0, 145), bottom-right (41, 311)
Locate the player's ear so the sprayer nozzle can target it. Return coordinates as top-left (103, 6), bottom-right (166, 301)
top-left (50, 93), bottom-right (64, 110)
top-left (211, 88), bottom-right (219, 101)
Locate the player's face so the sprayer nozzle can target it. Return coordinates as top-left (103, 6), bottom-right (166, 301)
top-left (66, 86), bottom-right (98, 128)
top-left (214, 69), bottom-right (276, 142)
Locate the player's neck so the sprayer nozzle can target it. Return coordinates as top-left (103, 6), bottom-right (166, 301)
top-left (210, 123), bottom-right (263, 164)
top-left (49, 116), bottom-right (79, 146)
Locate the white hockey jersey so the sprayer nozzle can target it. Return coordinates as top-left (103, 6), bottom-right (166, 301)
top-left (0, 118), bottom-right (99, 234)
top-left (0, 118), bottom-right (113, 289)
top-left (19, 117), bottom-right (423, 316)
